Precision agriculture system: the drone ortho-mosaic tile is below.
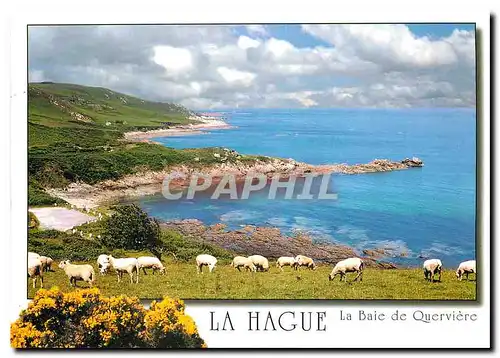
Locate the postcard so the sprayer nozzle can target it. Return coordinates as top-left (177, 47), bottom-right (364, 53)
top-left (6, 4), bottom-right (492, 350)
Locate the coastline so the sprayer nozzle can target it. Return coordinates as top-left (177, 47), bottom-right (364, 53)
top-left (123, 117), bottom-right (234, 142)
top-left (46, 157), bottom-right (423, 210)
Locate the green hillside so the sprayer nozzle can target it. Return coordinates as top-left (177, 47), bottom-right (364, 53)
top-left (29, 82), bottom-right (194, 132)
top-left (27, 82), bottom-right (261, 206)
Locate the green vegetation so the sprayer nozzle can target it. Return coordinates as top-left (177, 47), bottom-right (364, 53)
top-left (28, 211), bottom-right (40, 230)
top-left (29, 82), bottom-right (194, 129)
top-left (105, 204), bottom-right (162, 258)
top-left (28, 262), bottom-right (476, 300)
top-left (27, 205), bottom-right (475, 300)
top-left (28, 82), bottom-right (266, 203)
top-left (28, 180), bottom-right (67, 206)
top-left (28, 219), bottom-right (233, 263)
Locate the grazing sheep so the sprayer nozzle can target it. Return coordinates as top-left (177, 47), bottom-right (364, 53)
top-left (137, 256), bottom-right (166, 275)
top-left (294, 255), bottom-right (317, 270)
top-left (107, 256), bottom-right (139, 284)
top-left (28, 252), bottom-right (40, 260)
top-left (196, 254), bottom-right (217, 274)
top-left (329, 258), bottom-right (364, 282)
top-left (28, 258), bottom-right (44, 288)
top-left (456, 260), bottom-right (476, 281)
top-left (58, 260), bottom-right (95, 287)
top-left (230, 256), bottom-right (257, 272)
top-left (39, 256), bottom-right (54, 272)
top-left (423, 259), bottom-right (443, 282)
top-left (248, 255), bottom-right (270, 272)
top-left (276, 257), bottom-right (296, 271)
top-left (97, 254), bottom-right (111, 275)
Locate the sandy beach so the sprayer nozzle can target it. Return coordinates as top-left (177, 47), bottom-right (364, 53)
top-left (124, 117), bottom-right (234, 141)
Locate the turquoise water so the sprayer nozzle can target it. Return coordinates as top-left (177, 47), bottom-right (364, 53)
top-left (135, 108), bottom-right (476, 267)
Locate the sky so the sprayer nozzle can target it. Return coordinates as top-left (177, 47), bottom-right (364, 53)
top-left (28, 24), bottom-right (476, 109)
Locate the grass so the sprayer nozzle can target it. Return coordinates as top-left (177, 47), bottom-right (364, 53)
top-left (28, 260), bottom-right (476, 300)
top-left (29, 82), bottom-right (193, 129)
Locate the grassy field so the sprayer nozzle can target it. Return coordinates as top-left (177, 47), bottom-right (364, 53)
top-left (28, 259), bottom-right (476, 300)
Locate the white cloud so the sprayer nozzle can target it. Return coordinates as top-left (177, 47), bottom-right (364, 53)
top-left (245, 25), bottom-right (268, 37)
top-left (237, 35), bottom-right (261, 50)
top-left (217, 67), bottom-right (256, 87)
top-left (301, 24), bottom-right (465, 68)
top-left (264, 38), bottom-right (295, 58)
top-left (152, 46), bottom-right (193, 74)
top-left (28, 24), bottom-right (475, 109)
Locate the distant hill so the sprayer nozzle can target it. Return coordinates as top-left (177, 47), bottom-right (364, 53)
top-left (28, 82), bottom-right (194, 131)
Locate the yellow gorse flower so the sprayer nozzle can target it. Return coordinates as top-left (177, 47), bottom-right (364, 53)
top-left (11, 288), bottom-right (206, 348)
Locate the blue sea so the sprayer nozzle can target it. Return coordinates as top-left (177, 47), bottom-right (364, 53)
top-left (133, 108), bottom-right (476, 267)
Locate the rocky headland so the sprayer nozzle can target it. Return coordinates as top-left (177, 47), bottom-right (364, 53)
top-left (46, 154), bottom-right (423, 209)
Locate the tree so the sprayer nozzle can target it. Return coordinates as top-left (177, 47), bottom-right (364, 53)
top-left (105, 204), bottom-right (162, 259)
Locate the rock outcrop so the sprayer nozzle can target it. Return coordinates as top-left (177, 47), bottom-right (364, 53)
top-left (163, 220), bottom-right (397, 269)
top-left (401, 157), bottom-right (424, 167)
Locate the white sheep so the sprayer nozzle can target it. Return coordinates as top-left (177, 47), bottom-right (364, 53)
top-left (28, 257), bottom-right (44, 288)
top-left (28, 252), bottom-right (40, 260)
top-left (107, 255), bottom-right (139, 283)
top-left (423, 259), bottom-right (443, 282)
top-left (456, 260), bottom-right (476, 281)
top-left (248, 255), bottom-right (270, 272)
top-left (58, 260), bottom-right (95, 287)
top-left (97, 254), bottom-right (110, 275)
top-left (230, 256), bottom-right (256, 272)
top-left (137, 256), bottom-right (166, 275)
top-left (39, 256), bottom-right (54, 272)
top-left (276, 257), bottom-right (296, 271)
top-left (329, 257), bottom-right (364, 282)
top-left (294, 255), bottom-right (317, 270)
top-left (196, 254), bottom-right (217, 274)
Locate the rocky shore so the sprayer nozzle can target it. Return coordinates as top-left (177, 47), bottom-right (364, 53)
top-left (162, 219), bottom-right (397, 269)
top-left (46, 155), bottom-right (423, 209)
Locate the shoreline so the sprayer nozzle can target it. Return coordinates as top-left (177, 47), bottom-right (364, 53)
top-left (46, 157), bottom-right (423, 210)
top-left (123, 117), bottom-right (234, 142)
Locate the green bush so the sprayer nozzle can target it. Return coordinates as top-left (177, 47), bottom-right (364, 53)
top-left (104, 204), bottom-right (162, 258)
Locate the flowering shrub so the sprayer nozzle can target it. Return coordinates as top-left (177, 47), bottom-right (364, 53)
top-left (11, 288), bottom-right (206, 349)
top-left (143, 298), bottom-right (206, 348)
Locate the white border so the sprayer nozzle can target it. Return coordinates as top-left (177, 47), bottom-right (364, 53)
top-left (3, 0), bottom-right (494, 353)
